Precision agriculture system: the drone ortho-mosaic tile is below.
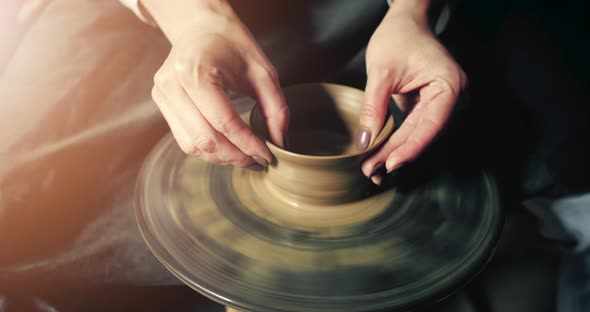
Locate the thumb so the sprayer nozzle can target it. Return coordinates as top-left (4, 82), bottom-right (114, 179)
top-left (248, 66), bottom-right (290, 148)
top-left (356, 68), bottom-right (394, 151)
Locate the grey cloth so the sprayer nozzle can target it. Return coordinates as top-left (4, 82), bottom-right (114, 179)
top-left (525, 194), bottom-right (590, 312)
top-left (526, 194), bottom-right (590, 253)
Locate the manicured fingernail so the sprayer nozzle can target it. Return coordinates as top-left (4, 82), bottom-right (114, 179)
top-left (355, 128), bottom-right (371, 151)
top-left (368, 163), bottom-right (386, 178)
top-left (371, 175), bottom-right (382, 186)
top-left (252, 156), bottom-right (269, 167)
top-left (386, 162), bottom-right (407, 174)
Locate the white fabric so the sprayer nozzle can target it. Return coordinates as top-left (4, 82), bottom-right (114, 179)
top-left (121, 0), bottom-right (448, 34)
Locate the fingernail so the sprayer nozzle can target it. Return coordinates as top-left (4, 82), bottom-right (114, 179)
top-left (355, 128), bottom-right (371, 151)
top-left (368, 163), bottom-right (386, 178)
top-left (252, 156), bottom-right (269, 167)
top-left (371, 175), bottom-right (382, 186)
top-left (386, 162), bottom-right (407, 175)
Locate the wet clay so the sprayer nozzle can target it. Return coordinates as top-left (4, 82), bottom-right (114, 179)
top-left (280, 86), bottom-right (357, 156)
top-left (250, 84), bottom-right (395, 205)
top-left (251, 83), bottom-right (392, 157)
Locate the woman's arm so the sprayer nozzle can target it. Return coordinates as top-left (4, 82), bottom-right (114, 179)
top-left (359, 0), bottom-right (467, 184)
top-left (135, 0), bottom-right (289, 167)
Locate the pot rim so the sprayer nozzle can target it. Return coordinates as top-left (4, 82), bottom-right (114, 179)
top-left (251, 83), bottom-right (395, 163)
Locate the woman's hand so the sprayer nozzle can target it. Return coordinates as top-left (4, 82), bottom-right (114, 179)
top-left (142, 0), bottom-right (288, 167)
top-left (356, 0), bottom-right (467, 184)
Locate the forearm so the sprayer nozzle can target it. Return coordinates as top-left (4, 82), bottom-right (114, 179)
top-left (140, 0), bottom-right (236, 44)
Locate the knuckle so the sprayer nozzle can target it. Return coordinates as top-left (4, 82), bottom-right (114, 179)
top-left (437, 67), bottom-right (467, 94)
top-left (192, 136), bottom-right (217, 153)
top-left (153, 70), bottom-right (172, 88)
top-left (253, 63), bottom-right (278, 81)
top-left (210, 115), bottom-right (244, 137)
top-left (173, 57), bottom-right (191, 74)
top-left (268, 105), bottom-right (290, 131)
top-left (277, 104), bottom-right (290, 120)
top-left (239, 142), bottom-right (257, 157)
top-left (432, 75), bottom-right (458, 97)
top-left (360, 103), bottom-right (378, 119)
top-left (174, 63), bottom-right (194, 86)
top-left (403, 137), bottom-right (425, 159)
top-left (180, 143), bottom-right (201, 156)
top-left (369, 66), bottom-right (393, 80)
top-left (232, 157), bottom-right (253, 168)
top-left (266, 66), bottom-right (279, 81)
top-left (150, 87), bottom-right (160, 102)
top-left (198, 66), bottom-right (224, 86)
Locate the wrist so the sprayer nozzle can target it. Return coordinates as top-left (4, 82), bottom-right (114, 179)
top-left (140, 0), bottom-right (235, 43)
top-left (387, 0), bottom-right (431, 25)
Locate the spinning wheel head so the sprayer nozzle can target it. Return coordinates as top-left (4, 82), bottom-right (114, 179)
top-left (135, 84), bottom-right (502, 312)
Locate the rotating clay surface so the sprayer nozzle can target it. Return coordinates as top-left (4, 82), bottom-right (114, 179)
top-left (135, 84), bottom-right (502, 312)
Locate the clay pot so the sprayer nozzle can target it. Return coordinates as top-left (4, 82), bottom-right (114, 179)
top-left (250, 83), bottom-right (394, 206)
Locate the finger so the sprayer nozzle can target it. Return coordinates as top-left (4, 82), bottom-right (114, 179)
top-left (247, 64), bottom-right (289, 147)
top-left (361, 112), bottom-right (416, 177)
top-left (151, 86), bottom-right (197, 154)
top-left (177, 66), bottom-right (273, 166)
top-left (371, 175), bottom-right (382, 186)
top-left (356, 68), bottom-right (394, 151)
top-left (384, 84), bottom-right (455, 171)
top-left (154, 85), bottom-right (252, 166)
top-left (361, 92), bottom-right (416, 177)
top-left (153, 70), bottom-right (254, 166)
top-left (362, 79), bottom-right (456, 176)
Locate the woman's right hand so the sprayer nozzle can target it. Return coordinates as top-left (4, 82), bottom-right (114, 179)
top-left (141, 0), bottom-right (289, 167)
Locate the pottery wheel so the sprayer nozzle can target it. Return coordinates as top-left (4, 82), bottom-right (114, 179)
top-left (136, 134), bottom-right (502, 312)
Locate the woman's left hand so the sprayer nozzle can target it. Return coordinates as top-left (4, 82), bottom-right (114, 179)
top-left (356, 0), bottom-right (467, 185)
